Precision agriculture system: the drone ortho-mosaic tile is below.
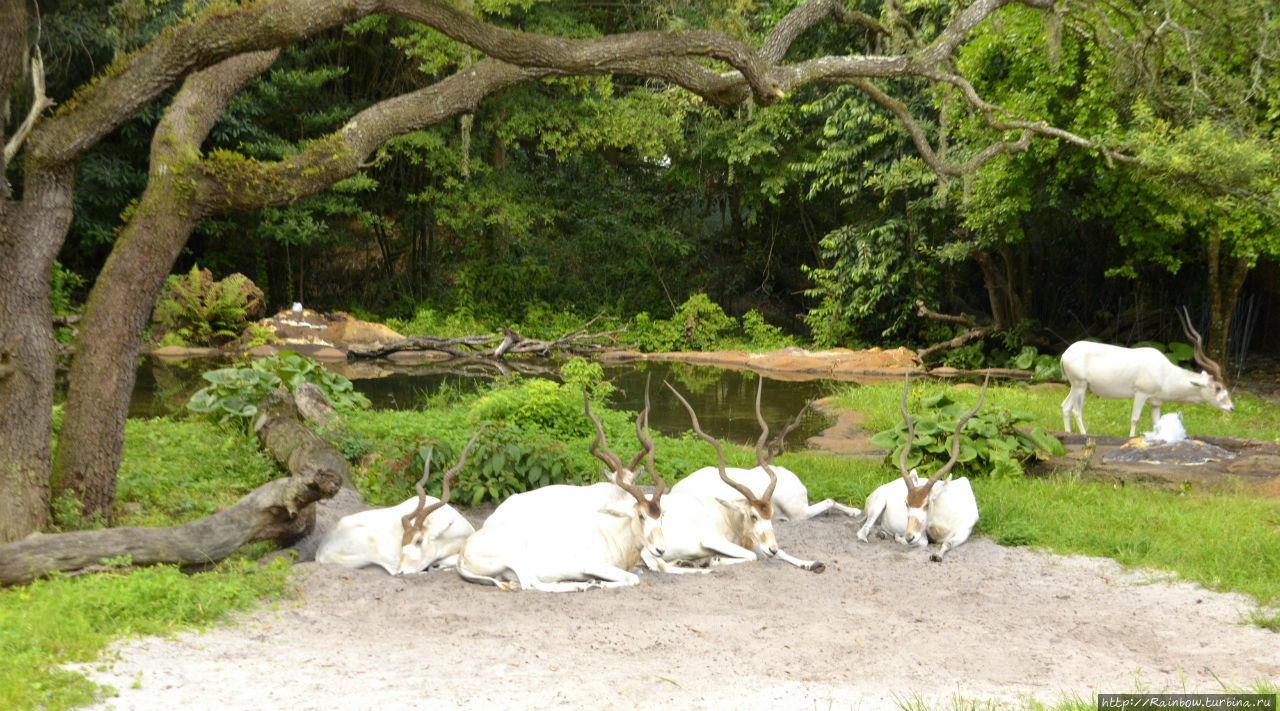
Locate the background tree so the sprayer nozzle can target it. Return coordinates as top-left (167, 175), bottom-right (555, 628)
top-left (2, 0), bottom-right (1131, 538)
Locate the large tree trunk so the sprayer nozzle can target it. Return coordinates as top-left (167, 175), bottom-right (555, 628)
top-left (0, 170), bottom-right (74, 542)
top-left (0, 390), bottom-right (346, 586)
top-left (1204, 225), bottom-right (1251, 378)
top-left (53, 52), bottom-right (277, 523)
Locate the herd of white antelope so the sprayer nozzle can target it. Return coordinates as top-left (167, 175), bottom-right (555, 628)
top-left (316, 308), bottom-right (1234, 591)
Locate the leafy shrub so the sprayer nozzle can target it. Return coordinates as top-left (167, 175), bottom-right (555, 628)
top-left (1009, 345), bottom-right (1063, 382)
top-left (453, 424), bottom-right (586, 506)
top-left (465, 361), bottom-right (616, 440)
top-left (869, 387), bottom-right (1065, 479)
top-left (50, 261), bottom-right (85, 317)
top-left (186, 350), bottom-right (370, 422)
top-left (740, 309), bottom-right (794, 350)
top-left (621, 294), bottom-right (747, 352)
top-left (51, 261), bottom-right (86, 346)
top-left (238, 322), bottom-right (277, 350)
top-left (621, 311), bottom-right (675, 351)
top-left (152, 265), bottom-right (265, 346)
top-left (674, 293), bottom-right (737, 350)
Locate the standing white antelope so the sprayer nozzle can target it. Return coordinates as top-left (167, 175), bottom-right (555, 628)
top-left (670, 378), bottom-right (860, 522)
top-left (315, 428), bottom-right (485, 575)
top-left (1061, 306), bottom-right (1234, 437)
top-left (456, 385), bottom-right (687, 592)
top-left (664, 381), bottom-right (826, 573)
top-left (856, 372), bottom-right (986, 562)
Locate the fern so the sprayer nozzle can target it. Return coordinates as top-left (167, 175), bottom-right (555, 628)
top-left (152, 265), bottom-right (263, 346)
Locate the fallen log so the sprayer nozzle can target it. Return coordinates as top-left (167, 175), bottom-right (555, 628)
top-left (0, 390), bottom-right (346, 586)
top-left (346, 314), bottom-right (624, 361)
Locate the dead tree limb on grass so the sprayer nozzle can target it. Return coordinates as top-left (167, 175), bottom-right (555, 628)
top-left (0, 390), bottom-right (346, 586)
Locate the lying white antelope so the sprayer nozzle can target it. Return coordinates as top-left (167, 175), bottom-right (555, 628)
top-left (456, 386), bottom-right (687, 592)
top-left (856, 372), bottom-right (986, 562)
top-left (315, 428), bottom-right (484, 575)
top-left (670, 378), bottom-right (859, 522)
top-left (663, 381), bottom-right (826, 573)
top-left (1061, 306), bottom-right (1234, 437)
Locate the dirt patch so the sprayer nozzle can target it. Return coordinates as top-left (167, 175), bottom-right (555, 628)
top-left (77, 510), bottom-right (1277, 711)
top-left (805, 397), bottom-right (881, 458)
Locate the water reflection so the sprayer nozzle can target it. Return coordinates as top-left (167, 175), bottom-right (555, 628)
top-left (129, 356), bottom-right (841, 449)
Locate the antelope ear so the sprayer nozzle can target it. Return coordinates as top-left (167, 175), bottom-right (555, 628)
top-left (716, 497), bottom-right (750, 514)
top-left (907, 468), bottom-right (922, 485)
top-left (1190, 372), bottom-right (1211, 387)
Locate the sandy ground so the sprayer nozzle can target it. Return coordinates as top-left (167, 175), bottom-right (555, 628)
top-left (76, 508), bottom-right (1278, 711)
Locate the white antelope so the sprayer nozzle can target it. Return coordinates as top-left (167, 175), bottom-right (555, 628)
top-left (456, 386), bottom-right (684, 592)
top-left (1061, 306), bottom-right (1234, 437)
top-left (670, 378), bottom-right (859, 522)
top-left (315, 428), bottom-right (484, 575)
top-left (664, 381), bottom-right (826, 573)
top-left (856, 373), bottom-right (986, 562)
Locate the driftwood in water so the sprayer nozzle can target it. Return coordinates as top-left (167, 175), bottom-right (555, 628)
top-left (0, 390), bottom-right (346, 586)
top-left (347, 314), bottom-right (624, 361)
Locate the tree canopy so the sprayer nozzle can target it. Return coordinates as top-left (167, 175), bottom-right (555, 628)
top-left (1, 0), bottom-right (1276, 541)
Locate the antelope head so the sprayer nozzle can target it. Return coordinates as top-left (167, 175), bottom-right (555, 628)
top-left (397, 426), bottom-right (485, 574)
top-left (898, 371), bottom-right (988, 545)
top-left (1176, 306), bottom-right (1234, 413)
top-left (667, 380), bottom-right (779, 558)
top-left (584, 380), bottom-right (666, 558)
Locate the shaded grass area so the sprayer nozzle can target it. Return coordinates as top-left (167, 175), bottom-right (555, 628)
top-left (3, 419), bottom-right (295, 711)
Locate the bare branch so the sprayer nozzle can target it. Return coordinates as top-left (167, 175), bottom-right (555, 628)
top-left (3, 47), bottom-right (56, 165)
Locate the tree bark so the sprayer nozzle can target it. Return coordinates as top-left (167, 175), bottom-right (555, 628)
top-left (0, 390), bottom-right (346, 586)
top-left (53, 51), bottom-right (278, 523)
top-left (1204, 225), bottom-right (1252, 375)
top-left (0, 167), bottom-right (73, 542)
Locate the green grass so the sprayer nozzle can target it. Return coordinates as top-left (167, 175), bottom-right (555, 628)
top-left (832, 380), bottom-right (1280, 442)
top-left (14, 379), bottom-right (1280, 709)
top-left (3, 418), bottom-right (296, 710)
top-left (0, 558), bottom-right (293, 711)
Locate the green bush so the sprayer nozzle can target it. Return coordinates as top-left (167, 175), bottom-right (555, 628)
top-left (453, 423), bottom-right (587, 506)
top-left (152, 265), bottom-right (264, 347)
top-left (869, 386), bottom-right (1065, 479)
top-left (622, 294), bottom-right (796, 352)
top-left (465, 367), bottom-right (614, 441)
top-left (186, 350), bottom-right (370, 422)
top-left (740, 309), bottom-right (794, 350)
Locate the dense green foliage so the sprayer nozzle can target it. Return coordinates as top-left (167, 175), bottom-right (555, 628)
top-left (151, 265), bottom-right (264, 347)
top-left (31, 0), bottom-right (1278, 360)
top-left (868, 384), bottom-right (1066, 479)
top-left (186, 351), bottom-right (370, 423)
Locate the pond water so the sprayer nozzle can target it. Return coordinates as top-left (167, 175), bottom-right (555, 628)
top-left (129, 357), bottom-right (850, 449)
